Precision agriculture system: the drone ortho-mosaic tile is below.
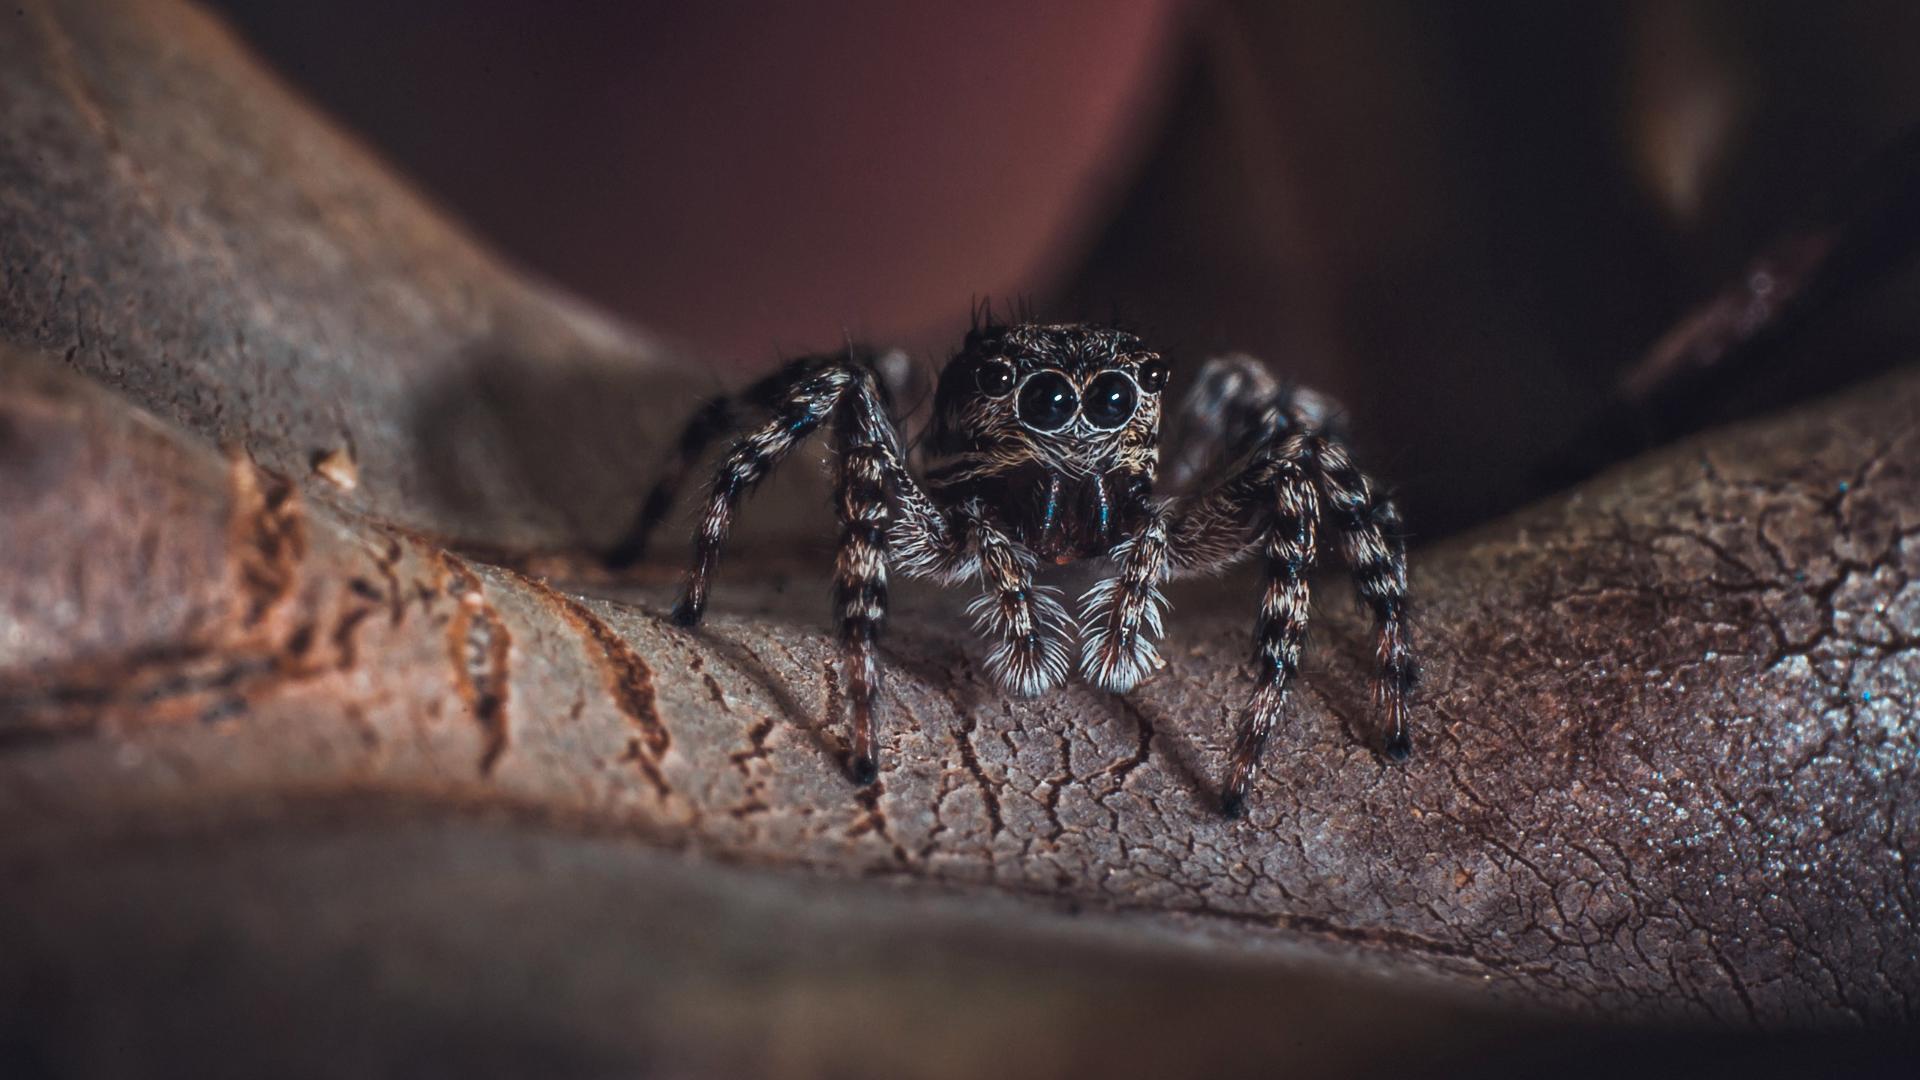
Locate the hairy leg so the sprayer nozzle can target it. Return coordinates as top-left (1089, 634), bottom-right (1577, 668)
top-left (1221, 460), bottom-right (1319, 818)
top-left (1161, 354), bottom-right (1339, 493)
top-left (1164, 388), bottom-right (1413, 814)
top-left (607, 348), bottom-right (918, 569)
top-left (1308, 435), bottom-right (1416, 759)
top-left (832, 406), bottom-right (894, 784)
top-left (604, 394), bottom-right (742, 569)
top-left (824, 364), bottom-right (935, 783)
top-left (1078, 504), bottom-right (1171, 693)
top-left (668, 361), bottom-right (857, 626)
top-left (960, 505), bottom-right (1071, 697)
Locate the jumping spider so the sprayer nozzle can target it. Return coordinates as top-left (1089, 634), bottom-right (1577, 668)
top-left (606, 318), bottom-right (1415, 817)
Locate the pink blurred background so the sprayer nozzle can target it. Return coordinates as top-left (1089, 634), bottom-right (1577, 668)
top-left (214, 0), bottom-right (1191, 361)
top-left (213, 0), bottom-right (1920, 534)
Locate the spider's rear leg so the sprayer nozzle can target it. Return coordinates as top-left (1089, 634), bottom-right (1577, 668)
top-left (604, 394), bottom-right (741, 569)
top-left (1220, 462), bottom-right (1319, 819)
top-left (666, 363), bottom-right (855, 625)
top-left (1162, 354), bottom-right (1340, 493)
top-left (1309, 436), bottom-right (1416, 760)
top-left (606, 349), bottom-right (915, 569)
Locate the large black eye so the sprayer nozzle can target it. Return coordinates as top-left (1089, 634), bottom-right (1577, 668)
top-left (1137, 357), bottom-right (1169, 393)
top-left (1017, 371), bottom-right (1077, 431)
top-left (1082, 371), bottom-right (1138, 429)
top-left (974, 359), bottom-right (1015, 397)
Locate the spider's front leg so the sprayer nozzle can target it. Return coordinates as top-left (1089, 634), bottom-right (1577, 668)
top-left (962, 507), bottom-right (1072, 698)
top-left (887, 494), bottom-right (1072, 699)
top-left (1079, 505), bottom-right (1171, 693)
top-left (1159, 448), bottom-right (1323, 818)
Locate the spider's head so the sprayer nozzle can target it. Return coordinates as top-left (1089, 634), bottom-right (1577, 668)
top-left (929, 322), bottom-right (1169, 479)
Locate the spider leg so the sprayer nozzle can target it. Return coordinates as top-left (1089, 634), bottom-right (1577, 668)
top-left (606, 349), bottom-right (917, 569)
top-left (1306, 434), bottom-right (1416, 761)
top-left (658, 356), bottom-right (930, 783)
top-left (604, 393), bottom-right (742, 569)
top-left (1165, 397), bottom-right (1413, 815)
top-left (822, 363), bottom-right (945, 783)
top-left (1078, 504), bottom-right (1171, 693)
top-left (1161, 354), bottom-right (1341, 493)
top-left (1220, 456), bottom-right (1319, 818)
top-left (878, 454), bottom-right (963, 585)
top-left (880, 474), bottom-right (1070, 697)
top-left (667, 360), bottom-right (857, 626)
top-left (963, 507), bottom-right (1071, 697)
top-left (1162, 355), bottom-right (1281, 493)
top-left (831, 385), bottom-right (895, 784)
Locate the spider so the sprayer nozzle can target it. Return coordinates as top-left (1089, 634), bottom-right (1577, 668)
top-left (605, 317), bottom-right (1415, 817)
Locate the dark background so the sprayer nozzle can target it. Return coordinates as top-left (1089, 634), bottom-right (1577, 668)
top-left (209, 0), bottom-right (1920, 535)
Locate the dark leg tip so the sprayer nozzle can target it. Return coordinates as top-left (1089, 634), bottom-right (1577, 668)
top-left (849, 755), bottom-right (879, 786)
top-left (1383, 729), bottom-right (1413, 763)
top-left (1218, 790), bottom-right (1246, 821)
top-left (668, 598), bottom-right (702, 629)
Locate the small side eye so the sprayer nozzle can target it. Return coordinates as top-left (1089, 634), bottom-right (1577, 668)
top-left (1137, 357), bottom-right (1169, 393)
top-left (975, 359), bottom-right (1015, 396)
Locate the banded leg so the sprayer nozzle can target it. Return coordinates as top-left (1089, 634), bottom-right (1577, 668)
top-left (833, 419), bottom-right (893, 784)
top-left (963, 506), bottom-right (1071, 697)
top-left (879, 459), bottom-right (1072, 695)
top-left (1078, 504), bottom-right (1172, 693)
top-left (1162, 354), bottom-right (1340, 493)
top-left (1308, 436), bottom-right (1416, 759)
top-left (873, 464), bottom-right (1077, 699)
top-left (604, 394), bottom-right (741, 568)
top-left (607, 349), bottom-right (913, 569)
top-left (1221, 461), bottom-right (1320, 819)
top-left (1162, 355), bottom-right (1283, 492)
top-left (669, 364), bottom-right (856, 626)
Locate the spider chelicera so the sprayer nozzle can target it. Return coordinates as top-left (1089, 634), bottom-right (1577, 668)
top-left (605, 316), bottom-right (1415, 817)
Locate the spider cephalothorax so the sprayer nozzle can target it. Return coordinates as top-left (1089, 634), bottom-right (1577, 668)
top-left (607, 319), bottom-right (1415, 817)
top-left (925, 323), bottom-right (1167, 566)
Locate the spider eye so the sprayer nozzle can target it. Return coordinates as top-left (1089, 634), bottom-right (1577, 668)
top-left (1137, 357), bottom-right (1169, 393)
top-left (1082, 371), bottom-right (1138, 429)
top-left (1016, 371), bottom-right (1077, 431)
top-left (975, 359), bottom-right (1015, 397)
